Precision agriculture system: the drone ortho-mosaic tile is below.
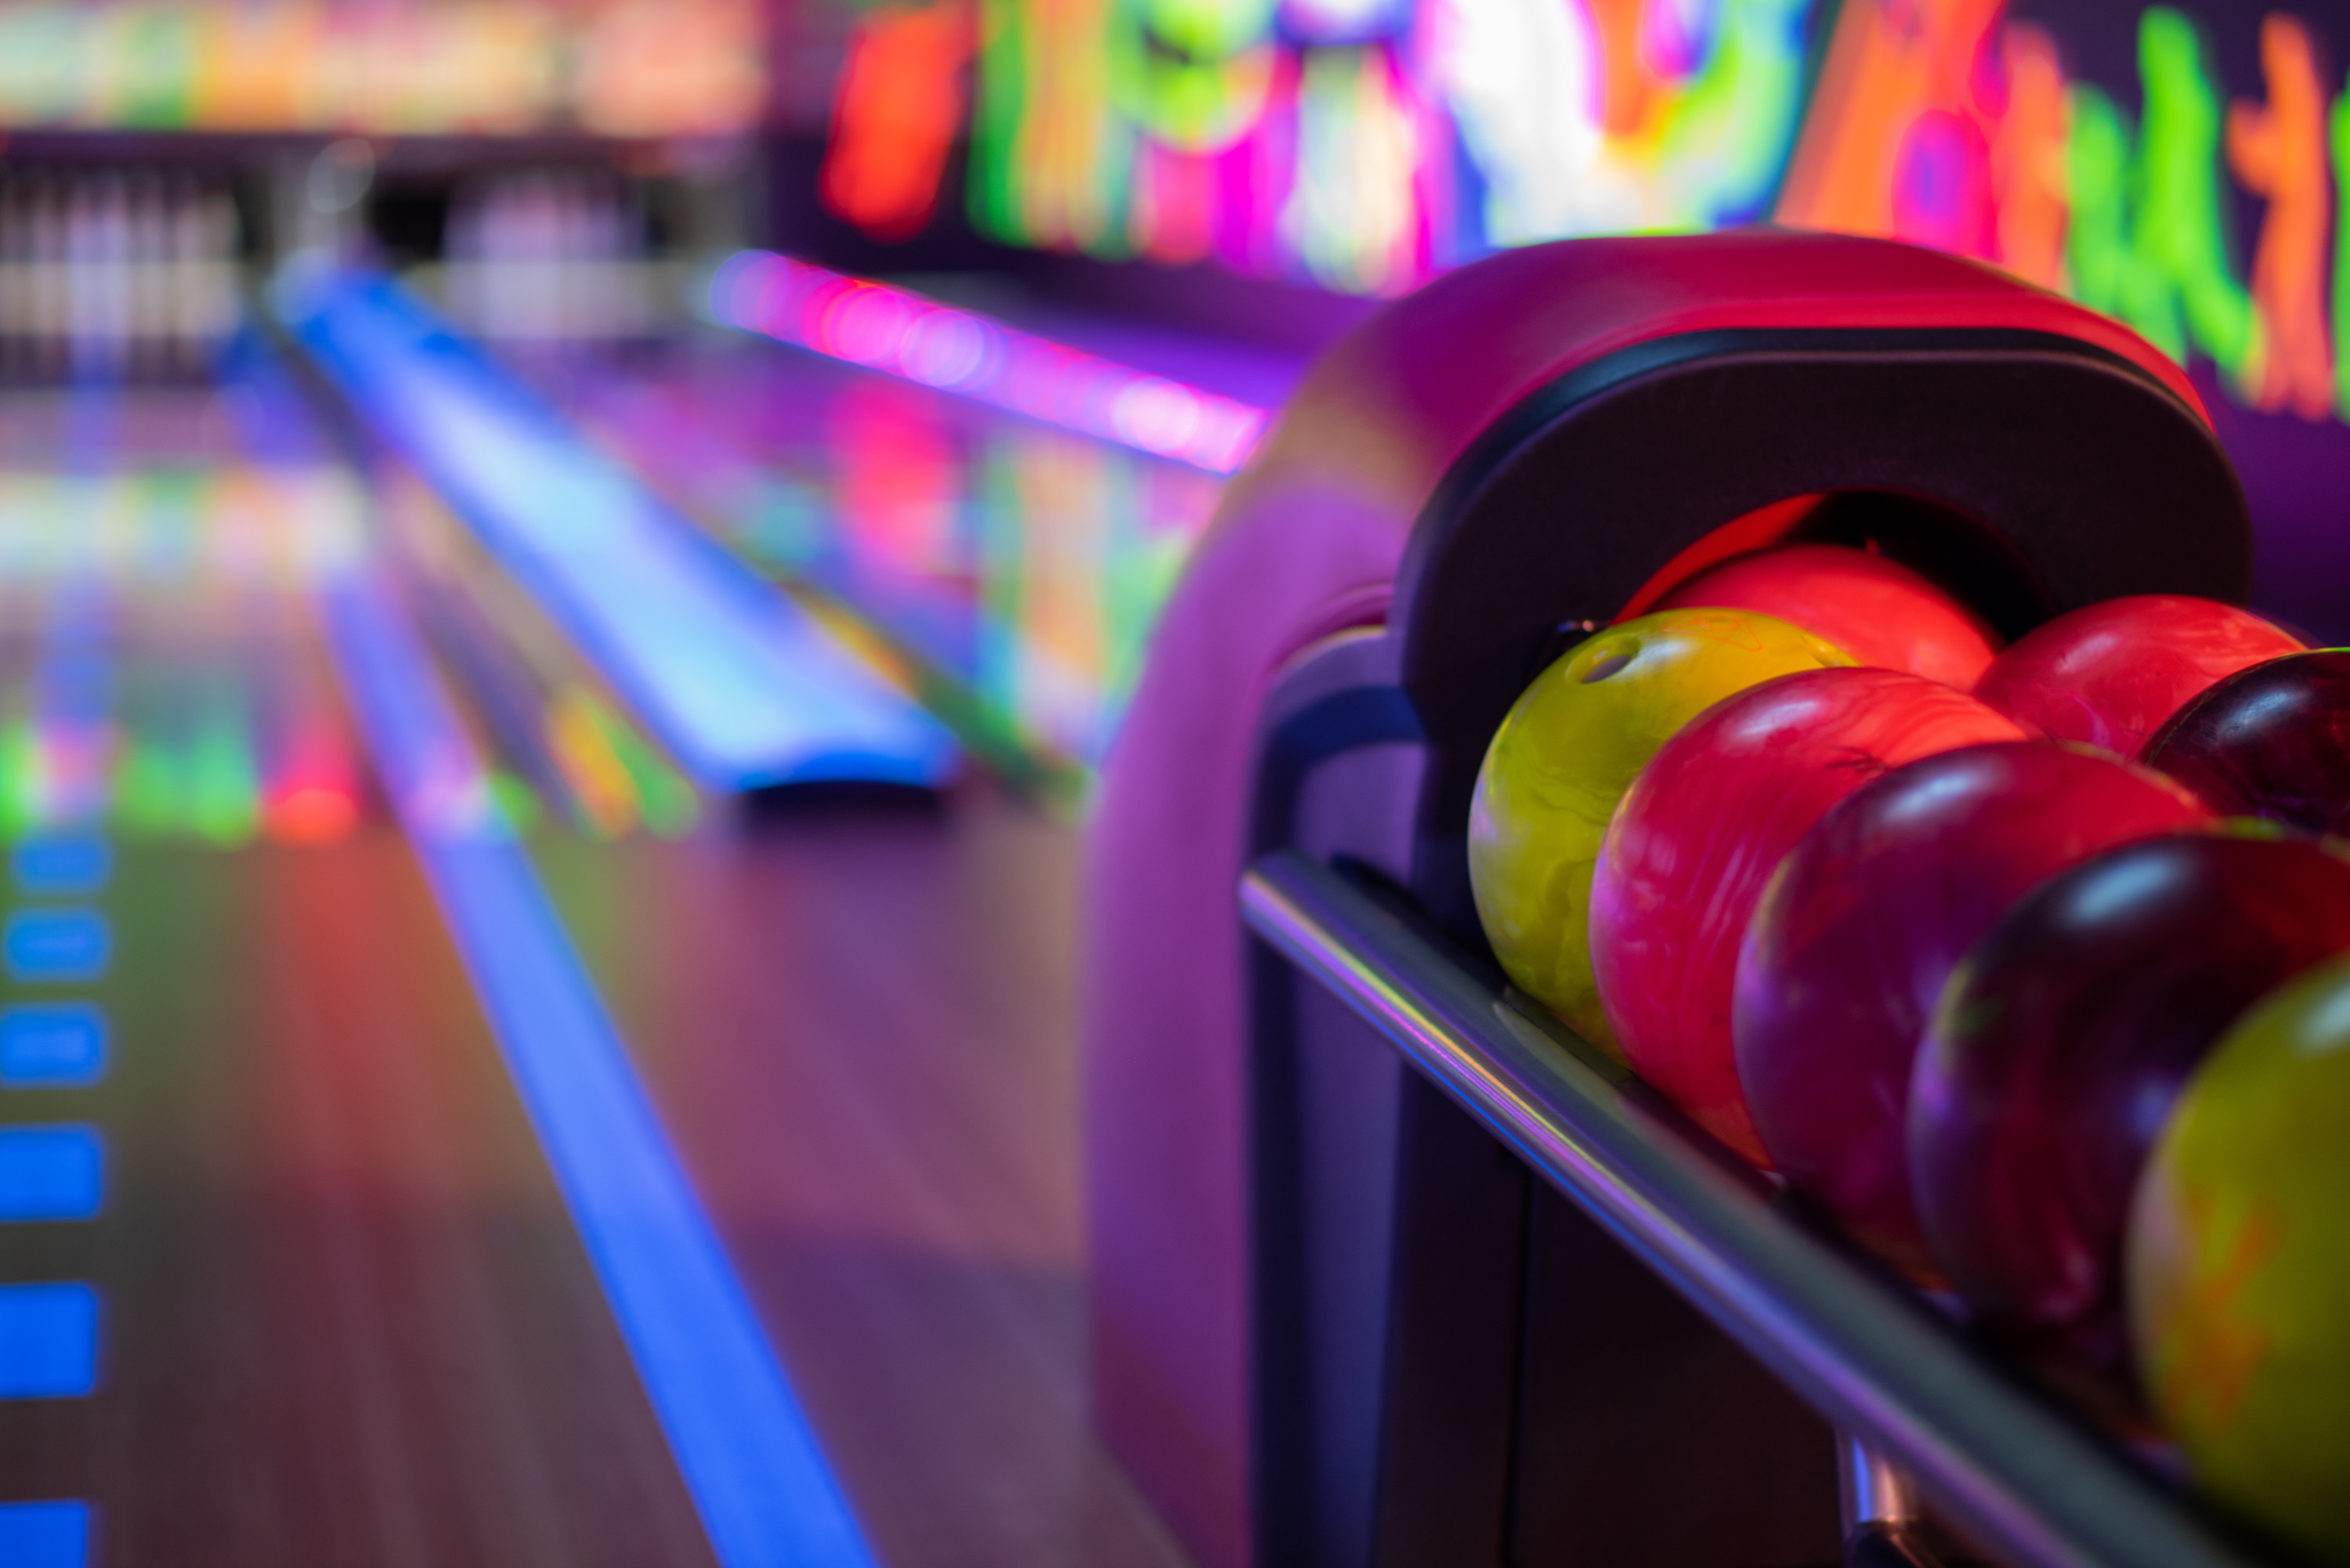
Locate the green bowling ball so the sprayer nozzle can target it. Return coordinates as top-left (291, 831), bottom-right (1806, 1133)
top-left (2129, 955), bottom-right (2350, 1561)
top-left (1468, 608), bottom-right (1853, 1060)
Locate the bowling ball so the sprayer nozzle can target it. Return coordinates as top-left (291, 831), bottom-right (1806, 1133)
top-left (1736, 743), bottom-right (2210, 1275)
top-left (1911, 831), bottom-right (2350, 1367)
top-left (1590, 667), bottom-right (2022, 1163)
top-left (2129, 955), bottom-right (2350, 1562)
top-left (1973, 595), bottom-right (2302, 758)
top-left (1654, 543), bottom-right (2000, 688)
top-left (1470, 609), bottom-right (1853, 1058)
top-left (2142, 649), bottom-right (2350, 833)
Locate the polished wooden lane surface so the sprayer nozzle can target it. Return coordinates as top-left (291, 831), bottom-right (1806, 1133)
top-left (0, 836), bottom-right (719, 1566)
top-left (536, 784), bottom-right (1192, 1568)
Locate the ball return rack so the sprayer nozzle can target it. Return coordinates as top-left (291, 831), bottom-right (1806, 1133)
top-left (1087, 233), bottom-right (2289, 1568)
top-left (1242, 847), bottom-right (2277, 1568)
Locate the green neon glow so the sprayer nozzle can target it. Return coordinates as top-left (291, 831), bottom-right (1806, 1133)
top-left (1652, 0), bottom-right (1815, 228)
top-left (968, 0), bottom-right (1025, 240)
top-left (2334, 78), bottom-right (2350, 420)
top-left (591, 704), bottom-right (700, 839)
top-left (2130, 9), bottom-right (2260, 388)
top-left (187, 696), bottom-right (259, 847)
top-left (1107, 0), bottom-right (1276, 152)
top-left (2066, 85), bottom-right (2135, 327)
top-left (113, 740), bottom-right (178, 836)
top-left (2056, 13), bottom-right (2258, 390)
top-left (0, 721), bottom-right (38, 839)
top-left (488, 771), bottom-right (542, 836)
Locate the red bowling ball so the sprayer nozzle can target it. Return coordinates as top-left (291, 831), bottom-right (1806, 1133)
top-left (1910, 831), bottom-right (2350, 1366)
top-left (1591, 667), bottom-right (2023, 1165)
top-left (1972, 595), bottom-right (2301, 758)
top-left (2141, 649), bottom-right (2350, 833)
top-left (1654, 543), bottom-right (2000, 688)
top-left (1734, 743), bottom-right (2211, 1276)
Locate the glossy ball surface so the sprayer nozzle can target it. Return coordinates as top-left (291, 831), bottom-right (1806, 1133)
top-left (1911, 832), bottom-right (2350, 1366)
top-left (1654, 543), bottom-right (2000, 688)
top-left (1469, 609), bottom-right (1853, 1057)
top-left (1973, 595), bottom-right (2301, 758)
top-left (1591, 667), bottom-right (2023, 1162)
top-left (1736, 743), bottom-right (2210, 1275)
top-left (2142, 649), bottom-right (2350, 833)
top-left (2130, 956), bottom-right (2350, 1562)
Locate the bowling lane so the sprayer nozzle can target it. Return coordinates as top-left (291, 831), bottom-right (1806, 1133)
top-left (501, 319), bottom-right (1256, 794)
top-left (530, 792), bottom-right (1191, 1568)
top-left (0, 835), bottom-right (718, 1566)
top-left (0, 326), bottom-right (1217, 1561)
top-left (0, 384), bottom-right (719, 1562)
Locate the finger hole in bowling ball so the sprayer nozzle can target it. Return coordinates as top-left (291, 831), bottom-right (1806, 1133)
top-left (1580, 647), bottom-right (1636, 683)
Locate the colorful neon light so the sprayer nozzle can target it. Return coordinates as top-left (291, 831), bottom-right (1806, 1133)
top-left (1781, 2), bottom-right (2343, 422)
top-left (927, 0), bottom-right (1817, 284)
top-left (0, 0), bottom-right (765, 137)
top-left (836, 0), bottom-right (2350, 432)
top-left (707, 250), bottom-right (1271, 472)
top-left (0, 460), bottom-right (372, 847)
top-left (822, 0), bottom-right (974, 240)
top-left (282, 270), bottom-right (960, 792)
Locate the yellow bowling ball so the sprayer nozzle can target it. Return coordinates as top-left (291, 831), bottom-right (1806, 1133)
top-left (2129, 956), bottom-right (2350, 1563)
top-left (1468, 608), bottom-right (1853, 1059)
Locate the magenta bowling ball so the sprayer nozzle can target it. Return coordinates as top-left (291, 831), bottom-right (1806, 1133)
top-left (1909, 831), bottom-right (2350, 1366)
top-left (2142, 649), bottom-right (2350, 833)
top-left (1973, 595), bottom-right (2302, 758)
top-left (1735, 744), bottom-right (2210, 1277)
top-left (1591, 667), bottom-right (2023, 1165)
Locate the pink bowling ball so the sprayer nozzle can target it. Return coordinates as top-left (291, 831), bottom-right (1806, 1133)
top-left (1654, 543), bottom-right (2000, 688)
top-left (1591, 667), bottom-right (2024, 1165)
top-left (1973, 595), bottom-right (2302, 758)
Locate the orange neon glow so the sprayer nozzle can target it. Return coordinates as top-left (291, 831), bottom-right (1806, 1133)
top-left (266, 786), bottom-right (360, 845)
top-left (2227, 13), bottom-right (2335, 420)
top-left (1990, 25), bottom-right (2070, 291)
top-left (1590, 0), bottom-right (1661, 139)
top-left (1773, 0), bottom-right (2004, 249)
top-left (822, 0), bottom-right (974, 241)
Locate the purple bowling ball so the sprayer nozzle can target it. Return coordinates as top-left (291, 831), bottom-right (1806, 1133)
top-left (1734, 743), bottom-right (2209, 1277)
top-left (1909, 831), bottom-right (2350, 1367)
top-left (2142, 649), bottom-right (2350, 833)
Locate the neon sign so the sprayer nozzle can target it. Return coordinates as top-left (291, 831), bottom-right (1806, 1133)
top-left (823, 0), bottom-right (2350, 430)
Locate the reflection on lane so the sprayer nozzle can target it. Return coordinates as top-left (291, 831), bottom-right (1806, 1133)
top-left (544, 338), bottom-right (1229, 789)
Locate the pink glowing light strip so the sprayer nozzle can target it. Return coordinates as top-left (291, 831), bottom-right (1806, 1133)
top-left (706, 251), bottom-right (1271, 475)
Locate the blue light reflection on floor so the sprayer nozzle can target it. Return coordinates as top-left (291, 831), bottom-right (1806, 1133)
top-left (0, 1128), bottom-right (102, 1222)
top-left (277, 269), bottom-right (957, 794)
top-left (0, 1501), bottom-right (89, 1566)
top-left (11, 840), bottom-right (111, 898)
top-left (1, 915), bottom-right (110, 985)
top-left (0, 1007), bottom-right (107, 1089)
top-left (319, 570), bottom-right (879, 1568)
top-left (0, 1284), bottom-right (98, 1399)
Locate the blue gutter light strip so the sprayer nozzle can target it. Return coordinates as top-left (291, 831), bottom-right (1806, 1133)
top-left (0, 1283), bottom-right (98, 1398)
top-left (276, 269), bottom-right (957, 794)
top-left (12, 838), bottom-right (111, 898)
top-left (319, 570), bottom-right (880, 1568)
top-left (2, 913), bottom-right (109, 985)
top-left (0, 1501), bottom-right (90, 1566)
top-left (0, 1006), bottom-right (107, 1088)
top-left (0, 1127), bottom-right (103, 1222)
